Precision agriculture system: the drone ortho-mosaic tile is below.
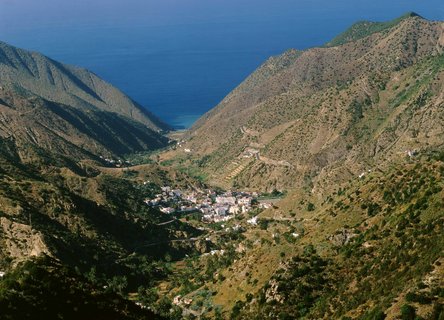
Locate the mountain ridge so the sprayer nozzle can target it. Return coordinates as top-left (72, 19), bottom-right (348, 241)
top-left (0, 12), bottom-right (443, 320)
top-left (325, 11), bottom-right (424, 47)
top-left (0, 41), bottom-right (174, 159)
top-left (178, 13), bottom-right (444, 192)
top-left (0, 41), bottom-right (170, 132)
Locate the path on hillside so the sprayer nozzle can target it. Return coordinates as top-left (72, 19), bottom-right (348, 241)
top-left (136, 227), bottom-right (232, 249)
top-left (136, 237), bottom-right (200, 249)
top-left (156, 219), bottom-right (177, 226)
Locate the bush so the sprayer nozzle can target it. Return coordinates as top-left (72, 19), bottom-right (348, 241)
top-left (307, 203), bottom-right (315, 211)
top-left (400, 304), bottom-right (416, 320)
top-left (259, 219), bottom-right (269, 230)
top-left (231, 300), bottom-right (245, 319)
top-left (362, 307), bottom-right (386, 320)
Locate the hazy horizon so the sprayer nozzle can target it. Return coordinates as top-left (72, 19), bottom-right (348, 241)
top-left (1, 0), bottom-right (443, 128)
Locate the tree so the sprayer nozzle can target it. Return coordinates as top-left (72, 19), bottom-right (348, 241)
top-left (107, 275), bottom-right (128, 295)
top-left (138, 286), bottom-right (159, 305)
top-left (400, 304), bottom-right (416, 320)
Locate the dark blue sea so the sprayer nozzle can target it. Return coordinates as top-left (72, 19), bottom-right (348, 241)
top-left (0, 0), bottom-right (443, 128)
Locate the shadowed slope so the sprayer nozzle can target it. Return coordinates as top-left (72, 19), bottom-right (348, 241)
top-left (0, 41), bottom-right (170, 132)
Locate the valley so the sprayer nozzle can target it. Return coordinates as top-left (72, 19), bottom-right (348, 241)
top-left (0, 12), bottom-right (443, 320)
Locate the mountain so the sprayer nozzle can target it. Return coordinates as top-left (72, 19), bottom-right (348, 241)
top-left (0, 88), bottom-right (168, 159)
top-left (146, 13), bottom-right (444, 319)
top-left (0, 134), bottom-right (203, 318)
top-left (0, 41), bottom-right (171, 160)
top-left (0, 41), bottom-right (169, 132)
top-left (0, 42), bottom-right (198, 319)
top-left (182, 14), bottom-right (444, 193)
top-left (325, 12), bottom-right (423, 47)
top-left (164, 153), bottom-right (444, 319)
top-left (1, 13), bottom-right (444, 320)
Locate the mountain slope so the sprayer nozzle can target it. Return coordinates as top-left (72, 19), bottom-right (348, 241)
top-left (325, 11), bottom-right (423, 47)
top-left (182, 14), bottom-right (444, 192)
top-left (0, 41), bottom-right (169, 132)
top-left (0, 135), bottom-right (206, 319)
top-left (0, 41), bottom-right (174, 159)
top-left (0, 42), bottom-right (197, 318)
top-left (0, 256), bottom-right (162, 320)
top-left (156, 153), bottom-right (444, 319)
top-left (0, 88), bottom-right (168, 159)
top-left (238, 155), bottom-right (444, 319)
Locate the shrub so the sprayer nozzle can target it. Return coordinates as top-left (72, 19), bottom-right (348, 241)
top-left (400, 304), bottom-right (416, 320)
top-left (307, 203), bottom-right (315, 211)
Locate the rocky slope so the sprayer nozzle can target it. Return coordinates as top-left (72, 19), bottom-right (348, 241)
top-left (157, 152), bottom-right (444, 319)
top-left (0, 88), bottom-right (168, 159)
top-left (150, 14), bottom-right (444, 318)
top-left (0, 41), bottom-right (169, 132)
top-left (0, 41), bottom-right (172, 160)
top-left (182, 13), bottom-right (444, 193)
top-left (0, 136), bottom-right (201, 318)
top-left (0, 42), bottom-right (192, 319)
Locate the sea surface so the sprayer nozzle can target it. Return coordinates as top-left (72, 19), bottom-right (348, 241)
top-left (0, 0), bottom-right (443, 128)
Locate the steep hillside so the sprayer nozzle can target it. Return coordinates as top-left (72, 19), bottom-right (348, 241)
top-left (0, 41), bottom-right (173, 159)
top-left (0, 41), bottom-right (206, 319)
top-left (0, 42), bottom-right (172, 160)
top-left (158, 153), bottom-right (444, 319)
top-left (325, 12), bottom-right (422, 47)
top-left (0, 256), bottom-right (162, 320)
top-left (236, 154), bottom-right (444, 319)
top-left (0, 138), bottom-right (205, 318)
top-left (0, 88), bottom-right (168, 159)
top-left (152, 16), bottom-right (444, 318)
top-left (0, 41), bottom-right (169, 132)
top-left (0, 139), bottom-right (198, 268)
top-left (181, 14), bottom-right (444, 192)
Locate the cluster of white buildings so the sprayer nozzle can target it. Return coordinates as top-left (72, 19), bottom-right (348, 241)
top-left (201, 192), bottom-right (255, 223)
top-left (144, 186), bottom-right (191, 214)
top-left (173, 295), bottom-right (193, 307)
top-left (144, 187), bottom-right (258, 223)
top-left (99, 156), bottom-right (131, 167)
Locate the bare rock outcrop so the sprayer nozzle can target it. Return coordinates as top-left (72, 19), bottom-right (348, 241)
top-left (0, 217), bottom-right (52, 266)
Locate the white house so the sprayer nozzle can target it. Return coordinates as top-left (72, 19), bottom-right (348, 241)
top-left (215, 206), bottom-right (228, 216)
top-left (229, 205), bottom-right (240, 214)
top-left (160, 207), bottom-right (175, 214)
top-left (215, 196), bottom-right (236, 205)
top-left (237, 197), bottom-right (252, 206)
top-left (247, 216), bottom-right (258, 225)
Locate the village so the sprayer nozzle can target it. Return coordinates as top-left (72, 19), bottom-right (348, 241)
top-left (143, 185), bottom-right (273, 223)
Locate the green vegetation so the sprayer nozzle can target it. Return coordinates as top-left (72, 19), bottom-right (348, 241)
top-left (229, 157), bottom-right (444, 319)
top-left (0, 256), bottom-right (161, 319)
top-left (0, 138), bottom-right (205, 319)
top-left (248, 251), bottom-right (331, 319)
top-left (258, 189), bottom-right (287, 200)
top-left (326, 12), bottom-right (421, 47)
top-left (1, 12), bottom-right (444, 320)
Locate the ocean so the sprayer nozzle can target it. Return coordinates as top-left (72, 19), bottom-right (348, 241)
top-left (0, 0), bottom-right (443, 128)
